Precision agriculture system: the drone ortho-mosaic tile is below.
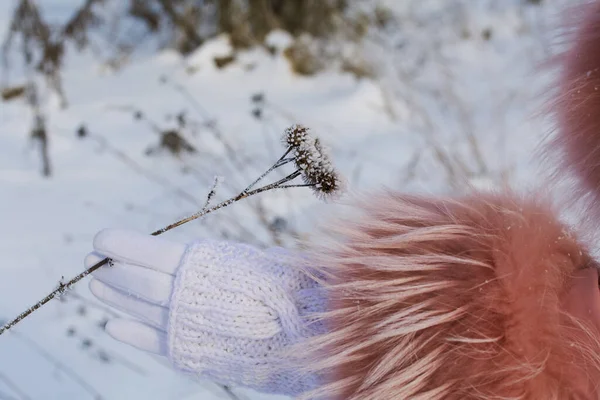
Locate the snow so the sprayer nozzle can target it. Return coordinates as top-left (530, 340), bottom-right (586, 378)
top-left (0, 0), bottom-right (576, 399)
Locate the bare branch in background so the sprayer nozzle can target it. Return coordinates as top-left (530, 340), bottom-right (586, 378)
top-left (2, 0), bottom-right (104, 104)
top-left (26, 85), bottom-right (52, 177)
top-left (155, 0), bottom-right (203, 53)
top-left (72, 123), bottom-right (258, 243)
top-left (80, 126), bottom-right (202, 207)
top-left (9, 330), bottom-right (102, 399)
top-left (0, 372), bottom-right (31, 400)
top-left (31, 114), bottom-right (51, 177)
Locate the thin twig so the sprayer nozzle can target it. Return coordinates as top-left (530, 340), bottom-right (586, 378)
top-left (241, 147), bottom-right (293, 194)
top-left (278, 184), bottom-right (315, 189)
top-left (0, 167), bottom-right (302, 335)
top-left (203, 176), bottom-right (221, 210)
top-left (10, 331), bottom-right (101, 399)
top-left (62, 125), bottom-right (258, 243)
top-left (155, 0), bottom-right (204, 49)
top-left (0, 389), bottom-right (19, 400)
top-left (163, 78), bottom-right (255, 183)
top-left (0, 264), bottom-right (109, 335)
top-left (150, 83), bottom-right (298, 248)
top-left (89, 133), bottom-right (201, 207)
top-left (0, 372), bottom-right (30, 400)
top-left (153, 169), bottom-right (302, 236)
top-left (221, 385), bottom-right (242, 400)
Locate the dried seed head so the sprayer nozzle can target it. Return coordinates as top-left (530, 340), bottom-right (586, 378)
top-left (283, 124), bottom-right (310, 148)
top-left (307, 139), bottom-right (344, 200)
top-left (293, 136), bottom-right (344, 201)
top-left (294, 142), bottom-right (312, 171)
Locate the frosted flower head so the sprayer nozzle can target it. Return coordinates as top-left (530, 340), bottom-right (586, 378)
top-left (308, 138), bottom-right (343, 199)
top-left (291, 134), bottom-right (343, 201)
top-left (283, 124), bottom-right (311, 148)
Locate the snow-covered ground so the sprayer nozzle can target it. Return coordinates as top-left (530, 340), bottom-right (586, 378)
top-left (0, 1), bottom-right (574, 399)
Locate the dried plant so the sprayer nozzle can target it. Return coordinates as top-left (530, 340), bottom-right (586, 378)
top-left (2, 0), bottom-right (104, 102)
top-left (286, 125), bottom-right (344, 200)
top-left (0, 125), bottom-right (343, 335)
top-left (27, 84), bottom-right (52, 177)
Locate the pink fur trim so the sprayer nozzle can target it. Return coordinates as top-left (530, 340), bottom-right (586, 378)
top-left (547, 0), bottom-right (600, 227)
top-left (298, 190), bottom-right (600, 399)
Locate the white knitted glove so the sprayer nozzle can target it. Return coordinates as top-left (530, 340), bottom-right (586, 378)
top-left (85, 229), bottom-right (323, 396)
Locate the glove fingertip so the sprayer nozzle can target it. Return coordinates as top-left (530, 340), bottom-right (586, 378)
top-left (88, 278), bottom-right (102, 299)
top-left (93, 228), bottom-right (143, 256)
top-left (104, 319), bottom-right (124, 338)
top-left (84, 252), bottom-right (104, 269)
top-left (92, 228), bottom-right (118, 252)
top-left (105, 319), bottom-right (168, 356)
top-left (105, 319), bottom-right (140, 348)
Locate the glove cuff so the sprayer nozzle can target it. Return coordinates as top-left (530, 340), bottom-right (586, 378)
top-left (167, 240), bottom-right (321, 395)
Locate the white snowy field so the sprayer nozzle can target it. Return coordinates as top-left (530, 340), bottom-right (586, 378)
top-left (0, 1), bottom-right (574, 399)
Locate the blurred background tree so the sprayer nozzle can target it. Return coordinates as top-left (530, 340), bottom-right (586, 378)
top-left (1, 0), bottom-right (379, 177)
top-left (3, 0), bottom-right (358, 96)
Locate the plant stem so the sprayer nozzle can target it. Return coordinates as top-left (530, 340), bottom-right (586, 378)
top-left (241, 147), bottom-right (293, 194)
top-left (0, 169), bottom-right (303, 336)
top-left (278, 183), bottom-right (314, 189)
top-left (202, 176), bottom-right (221, 210)
top-left (0, 371), bottom-right (31, 400)
top-left (153, 169), bottom-right (301, 235)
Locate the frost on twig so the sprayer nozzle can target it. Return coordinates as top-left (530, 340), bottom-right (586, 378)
top-left (203, 176), bottom-right (223, 210)
top-left (0, 124), bottom-right (343, 336)
top-left (56, 276), bottom-right (67, 295)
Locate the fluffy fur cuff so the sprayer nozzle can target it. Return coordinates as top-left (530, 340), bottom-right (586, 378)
top-left (298, 190), bottom-right (600, 400)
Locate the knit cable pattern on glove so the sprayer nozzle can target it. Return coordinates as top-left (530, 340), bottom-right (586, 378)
top-left (170, 240), bottom-right (322, 395)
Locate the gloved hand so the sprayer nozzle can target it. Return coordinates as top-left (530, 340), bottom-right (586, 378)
top-left (86, 229), bottom-right (323, 396)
